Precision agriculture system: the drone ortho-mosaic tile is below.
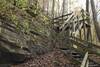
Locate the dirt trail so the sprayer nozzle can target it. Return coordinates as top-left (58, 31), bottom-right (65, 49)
top-left (12, 50), bottom-right (77, 67)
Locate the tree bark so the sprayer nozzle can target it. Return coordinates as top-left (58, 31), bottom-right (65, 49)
top-left (90, 0), bottom-right (100, 41)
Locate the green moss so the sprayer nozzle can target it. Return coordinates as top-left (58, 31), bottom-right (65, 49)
top-left (15, 0), bottom-right (28, 10)
top-left (22, 20), bottom-right (30, 33)
top-left (0, 0), bottom-right (7, 12)
top-left (0, 0), bottom-right (50, 35)
top-left (11, 14), bottom-right (18, 25)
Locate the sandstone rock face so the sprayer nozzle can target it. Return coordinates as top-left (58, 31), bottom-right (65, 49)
top-left (0, 20), bottom-right (30, 64)
top-left (0, 0), bottom-right (50, 65)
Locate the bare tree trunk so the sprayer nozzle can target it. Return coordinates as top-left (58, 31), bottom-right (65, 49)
top-left (86, 0), bottom-right (92, 42)
top-left (47, 0), bottom-right (49, 15)
top-left (43, 0), bottom-right (45, 11)
top-left (62, 0), bottom-right (65, 15)
top-left (86, 0), bottom-right (89, 12)
top-left (90, 0), bottom-right (100, 41)
top-left (57, 0), bottom-right (60, 16)
top-left (62, 0), bottom-right (65, 23)
top-left (52, 0), bottom-right (55, 19)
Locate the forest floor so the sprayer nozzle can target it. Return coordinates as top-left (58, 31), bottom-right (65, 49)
top-left (11, 49), bottom-right (78, 67)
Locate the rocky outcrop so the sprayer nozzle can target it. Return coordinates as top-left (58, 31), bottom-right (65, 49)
top-left (0, 0), bottom-right (50, 64)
